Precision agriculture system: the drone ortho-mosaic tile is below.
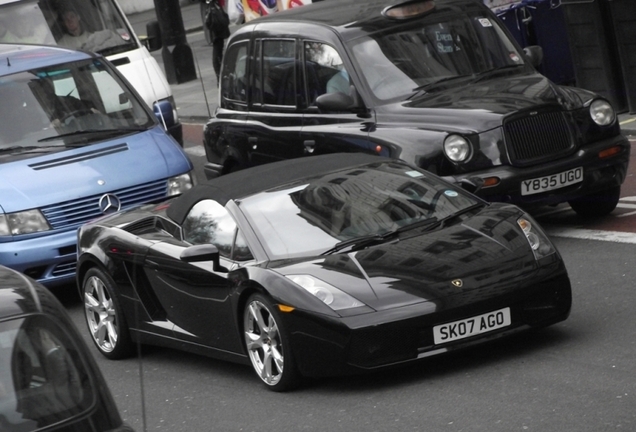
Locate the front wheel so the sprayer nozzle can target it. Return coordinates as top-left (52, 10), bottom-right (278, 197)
top-left (568, 185), bottom-right (621, 218)
top-left (243, 293), bottom-right (300, 392)
top-left (82, 267), bottom-right (133, 360)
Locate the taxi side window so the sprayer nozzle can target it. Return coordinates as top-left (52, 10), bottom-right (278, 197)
top-left (253, 39), bottom-right (296, 108)
top-left (304, 42), bottom-right (350, 105)
top-left (221, 42), bottom-right (248, 104)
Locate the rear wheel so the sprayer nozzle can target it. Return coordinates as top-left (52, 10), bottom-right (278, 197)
top-left (243, 293), bottom-right (300, 392)
top-left (82, 267), bottom-right (133, 360)
top-left (568, 185), bottom-right (621, 218)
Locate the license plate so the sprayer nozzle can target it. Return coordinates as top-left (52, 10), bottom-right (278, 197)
top-left (521, 167), bottom-right (583, 196)
top-left (433, 307), bottom-right (511, 345)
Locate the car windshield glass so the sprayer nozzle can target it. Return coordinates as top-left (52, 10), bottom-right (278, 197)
top-left (0, 58), bottom-right (152, 154)
top-left (239, 161), bottom-right (479, 259)
top-left (348, 8), bottom-right (525, 101)
top-left (0, 0), bottom-right (137, 56)
top-left (0, 315), bottom-right (95, 429)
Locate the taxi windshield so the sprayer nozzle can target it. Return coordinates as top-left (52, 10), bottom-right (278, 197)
top-left (0, 58), bottom-right (153, 155)
top-left (348, 9), bottom-right (526, 101)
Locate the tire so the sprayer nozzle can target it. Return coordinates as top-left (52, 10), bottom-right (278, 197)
top-left (82, 267), bottom-right (134, 360)
top-left (568, 185), bottom-right (621, 218)
top-left (243, 293), bottom-right (300, 391)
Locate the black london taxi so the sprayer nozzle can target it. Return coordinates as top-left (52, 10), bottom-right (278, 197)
top-left (202, 0), bottom-right (630, 217)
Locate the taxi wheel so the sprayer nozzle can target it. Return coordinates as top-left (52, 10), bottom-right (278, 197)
top-left (568, 185), bottom-right (621, 218)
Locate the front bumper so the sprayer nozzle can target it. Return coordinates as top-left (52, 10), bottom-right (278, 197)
top-left (445, 135), bottom-right (630, 206)
top-left (0, 229), bottom-right (77, 288)
top-left (287, 267), bottom-right (572, 378)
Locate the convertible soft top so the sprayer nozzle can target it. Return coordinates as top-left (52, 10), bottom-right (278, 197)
top-left (167, 153), bottom-right (390, 225)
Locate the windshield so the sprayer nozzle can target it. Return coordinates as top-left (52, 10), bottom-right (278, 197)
top-left (0, 0), bottom-right (137, 56)
top-left (349, 9), bottom-right (525, 101)
top-left (0, 57), bottom-right (153, 156)
top-left (239, 161), bottom-right (480, 259)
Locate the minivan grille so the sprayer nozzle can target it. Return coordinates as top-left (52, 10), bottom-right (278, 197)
top-left (41, 179), bottom-right (168, 230)
top-left (504, 111), bottom-right (573, 166)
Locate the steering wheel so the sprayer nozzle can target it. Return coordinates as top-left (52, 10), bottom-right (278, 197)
top-left (61, 108), bottom-right (94, 126)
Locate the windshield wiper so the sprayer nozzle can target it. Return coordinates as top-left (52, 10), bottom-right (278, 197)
top-left (471, 64), bottom-right (525, 83)
top-left (0, 145), bottom-right (66, 155)
top-left (408, 74), bottom-right (473, 100)
top-left (420, 203), bottom-right (487, 232)
top-left (38, 127), bottom-right (146, 143)
top-left (321, 217), bottom-right (442, 255)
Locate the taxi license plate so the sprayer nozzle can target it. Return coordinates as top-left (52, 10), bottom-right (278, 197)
top-left (521, 167), bottom-right (583, 196)
top-left (433, 307), bottom-right (511, 345)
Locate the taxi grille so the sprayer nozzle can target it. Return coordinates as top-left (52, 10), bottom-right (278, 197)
top-left (41, 179), bottom-right (168, 230)
top-left (504, 111), bottom-right (573, 166)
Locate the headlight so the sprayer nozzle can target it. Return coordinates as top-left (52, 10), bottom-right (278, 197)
top-left (287, 274), bottom-right (365, 311)
top-left (0, 210), bottom-right (51, 236)
top-left (517, 215), bottom-right (555, 260)
top-left (444, 134), bottom-right (471, 163)
top-left (590, 99), bottom-right (615, 126)
top-left (167, 172), bottom-right (196, 196)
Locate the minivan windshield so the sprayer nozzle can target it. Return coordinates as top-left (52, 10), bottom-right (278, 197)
top-left (349, 9), bottom-right (526, 101)
top-left (0, 0), bottom-right (137, 57)
top-left (0, 58), bottom-right (153, 155)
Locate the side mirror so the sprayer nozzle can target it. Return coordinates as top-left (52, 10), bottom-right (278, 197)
top-left (145, 21), bottom-right (162, 52)
top-left (153, 99), bottom-right (175, 126)
top-left (523, 46), bottom-right (544, 68)
top-left (315, 91), bottom-right (354, 112)
top-left (180, 244), bottom-right (228, 273)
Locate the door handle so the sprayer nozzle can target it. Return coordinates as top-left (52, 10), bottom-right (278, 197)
top-left (248, 136), bottom-right (258, 149)
top-left (304, 140), bottom-right (316, 154)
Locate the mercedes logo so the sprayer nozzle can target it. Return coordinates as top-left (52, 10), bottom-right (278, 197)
top-left (98, 193), bottom-right (122, 214)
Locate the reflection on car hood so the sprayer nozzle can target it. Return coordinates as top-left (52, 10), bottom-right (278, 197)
top-left (380, 72), bottom-right (594, 134)
top-left (275, 204), bottom-right (539, 311)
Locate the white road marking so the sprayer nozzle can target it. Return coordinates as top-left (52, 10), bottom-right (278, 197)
top-left (185, 145), bottom-right (206, 157)
top-left (545, 227), bottom-right (636, 244)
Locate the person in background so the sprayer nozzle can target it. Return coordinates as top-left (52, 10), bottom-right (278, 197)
top-left (205, 0), bottom-right (231, 82)
top-left (57, 8), bottom-right (91, 49)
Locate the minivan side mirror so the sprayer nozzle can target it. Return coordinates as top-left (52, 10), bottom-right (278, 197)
top-left (145, 21), bottom-right (162, 52)
top-left (523, 46), bottom-right (544, 68)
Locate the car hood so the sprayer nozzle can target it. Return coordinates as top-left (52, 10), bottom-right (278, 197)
top-left (0, 126), bottom-right (190, 214)
top-left (273, 204), bottom-right (541, 312)
top-left (376, 72), bottom-right (594, 134)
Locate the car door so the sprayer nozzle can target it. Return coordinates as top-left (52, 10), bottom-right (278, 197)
top-left (143, 200), bottom-right (251, 354)
top-left (243, 37), bottom-right (306, 165)
top-left (300, 40), bottom-right (380, 156)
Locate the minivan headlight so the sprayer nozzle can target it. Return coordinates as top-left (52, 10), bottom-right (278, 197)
top-left (167, 172), bottom-right (196, 196)
top-left (590, 99), bottom-right (615, 126)
top-left (517, 215), bottom-right (555, 260)
top-left (444, 134), bottom-right (471, 162)
top-left (0, 210), bottom-right (51, 236)
top-left (287, 274), bottom-right (365, 311)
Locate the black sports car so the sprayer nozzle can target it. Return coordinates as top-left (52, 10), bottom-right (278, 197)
top-left (76, 153), bottom-right (572, 391)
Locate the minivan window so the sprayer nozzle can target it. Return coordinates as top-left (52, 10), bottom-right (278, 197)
top-left (0, 58), bottom-right (152, 153)
top-left (349, 13), bottom-right (525, 101)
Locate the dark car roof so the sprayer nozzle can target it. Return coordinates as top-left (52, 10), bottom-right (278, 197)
top-left (249, 0), bottom-right (482, 39)
top-left (167, 153), bottom-right (392, 224)
top-left (0, 43), bottom-right (94, 76)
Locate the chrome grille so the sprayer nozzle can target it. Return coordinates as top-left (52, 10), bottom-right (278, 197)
top-left (504, 111), bottom-right (573, 166)
top-left (41, 179), bottom-right (168, 230)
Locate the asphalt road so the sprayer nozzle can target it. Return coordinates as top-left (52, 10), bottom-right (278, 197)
top-left (48, 129), bottom-right (636, 432)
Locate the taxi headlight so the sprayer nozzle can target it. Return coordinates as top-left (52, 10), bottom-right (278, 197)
top-left (0, 210), bottom-right (51, 236)
top-left (517, 215), bottom-right (555, 260)
top-left (444, 134), bottom-right (471, 163)
top-left (287, 274), bottom-right (365, 311)
top-left (167, 172), bottom-right (196, 196)
top-left (590, 99), bottom-right (615, 126)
